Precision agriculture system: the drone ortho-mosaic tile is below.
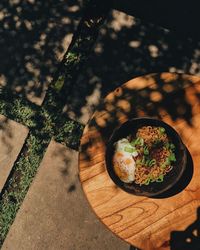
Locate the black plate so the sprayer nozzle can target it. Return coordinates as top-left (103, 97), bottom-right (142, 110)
top-left (105, 117), bottom-right (187, 197)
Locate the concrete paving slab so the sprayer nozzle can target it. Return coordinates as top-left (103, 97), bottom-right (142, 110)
top-left (2, 140), bottom-right (130, 250)
top-left (0, 114), bottom-right (29, 193)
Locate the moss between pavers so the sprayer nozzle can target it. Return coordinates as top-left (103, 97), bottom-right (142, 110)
top-left (0, 92), bottom-right (37, 128)
top-left (0, 134), bottom-right (47, 245)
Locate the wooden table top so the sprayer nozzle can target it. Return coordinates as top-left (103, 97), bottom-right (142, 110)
top-left (79, 73), bottom-right (200, 250)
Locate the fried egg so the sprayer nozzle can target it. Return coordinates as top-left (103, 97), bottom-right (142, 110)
top-left (113, 139), bottom-right (138, 183)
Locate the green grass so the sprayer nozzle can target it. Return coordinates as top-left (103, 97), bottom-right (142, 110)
top-left (0, 135), bottom-right (47, 244)
top-left (0, 134), bottom-right (48, 244)
top-left (0, 93), bottom-right (37, 128)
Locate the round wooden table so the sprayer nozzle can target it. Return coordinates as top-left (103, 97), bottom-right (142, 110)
top-left (79, 73), bottom-right (200, 250)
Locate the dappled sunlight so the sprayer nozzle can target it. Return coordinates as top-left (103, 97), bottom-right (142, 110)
top-left (63, 9), bottom-right (200, 124)
top-left (0, 0), bottom-right (82, 104)
top-left (79, 73), bottom-right (200, 249)
top-left (80, 73), bottom-right (200, 166)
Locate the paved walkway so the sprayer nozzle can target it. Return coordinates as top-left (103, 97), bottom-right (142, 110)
top-left (2, 140), bottom-right (129, 250)
top-left (0, 115), bottom-right (28, 193)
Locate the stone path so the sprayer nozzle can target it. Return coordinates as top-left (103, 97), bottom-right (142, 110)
top-left (0, 115), bottom-right (29, 193)
top-left (2, 140), bottom-right (129, 250)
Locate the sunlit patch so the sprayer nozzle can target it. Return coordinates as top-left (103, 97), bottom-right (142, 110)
top-left (169, 67), bottom-right (177, 73)
top-left (0, 11), bottom-right (5, 21)
top-left (190, 62), bottom-right (200, 75)
top-left (94, 43), bottom-right (103, 53)
top-left (10, 0), bottom-right (20, 4)
top-left (62, 17), bottom-right (71, 25)
top-left (0, 75), bottom-right (7, 87)
top-left (15, 85), bottom-right (22, 92)
top-left (163, 84), bottom-right (175, 93)
top-left (150, 91), bottom-right (162, 102)
top-left (116, 111), bottom-right (128, 123)
top-left (110, 10), bottom-right (135, 32)
top-left (117, 100), bottom-right (130, 112)
top-left (111, 32), bottom-right (117, 40)
top-left (105, 103), bottom-right (114, 112)
top-left (161, 73), bottom-right (178, 82)
top-left (148, 45), bottom-right (159, 58)
top-left (24, 20), bottom-right (32, 30)
top-left (126, 76), bottom-right (156, 90)
top-left (129, 40), bottom-right (141, 48)
top-left (95, 112), bottom-right (109, 128)
top-left (192, 229), bottom-right (198, 236)
top-left (186, 237), bottom-right (192, 243)
top-left (137, 109), bottom-right (146, 117)
top-left (68, 5), bottom-right (79, 12)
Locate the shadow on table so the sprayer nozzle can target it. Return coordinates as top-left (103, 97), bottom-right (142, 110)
top-left (128, 207), bottom-right (200, 250)
top-left (170, 207), bottom-right (200, 250)
top-left (129, 246), bottom-right (141, 250)
top-left (88, 73), bottom-right (199, 140)
top-left (80, 73), bottom-right (199, 193)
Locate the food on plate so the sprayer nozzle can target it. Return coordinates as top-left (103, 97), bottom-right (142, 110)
top-left (112, 126), bottom-right (176, 185)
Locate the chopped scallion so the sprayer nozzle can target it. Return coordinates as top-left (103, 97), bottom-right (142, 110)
top-left (170, 143), bottom-right (175, 150)
top-left (156, 174), bottom-right (164, 182)
top-left (169, 153), bottom-right (176, 162)
top-left (124, 146), bottom-right (134, 153)
top-left (159, 127), bottom-right (165, 134)
top-left (144, 145), bottom-right (149, 155)
top-left (144, 178), bottom-right (150, 185)
top-left (149, 159), bottom-right (156, 167)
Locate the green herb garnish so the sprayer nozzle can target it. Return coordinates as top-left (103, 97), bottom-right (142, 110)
top-left (161, 162), bottom-right (167, 168)
top-left (169, 152), bottom-right (176, 162)
top-left (165, 142), bottom-right (175, 151)
top-left (124, 146), bottom-right (134, 153)
top-left (145, 159), bottom-right (151, 166)
top-left (131, 137), bottom-right (144, 146)
top-left (159, 127), bottom-right (165, 134)
top-left (142, 156), bottom-right (146, 164)
top-left (149, 159), bottom-right (156, 167)
top-left (165, 142), bottom-right (170, 149)
top-left (156, 174), bottom-right (164, 182)
top-left (170, 143), bottom-right (175, 150)
top-left (144, 177), bottom-right (151, 185)
top-left (136, 159), bottom-right (141, 165)
top-left (143, 145), bottom-right (149, 155)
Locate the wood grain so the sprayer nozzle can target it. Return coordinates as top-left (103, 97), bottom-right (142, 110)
top-left (79, 73), bottom-right (200, 250)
